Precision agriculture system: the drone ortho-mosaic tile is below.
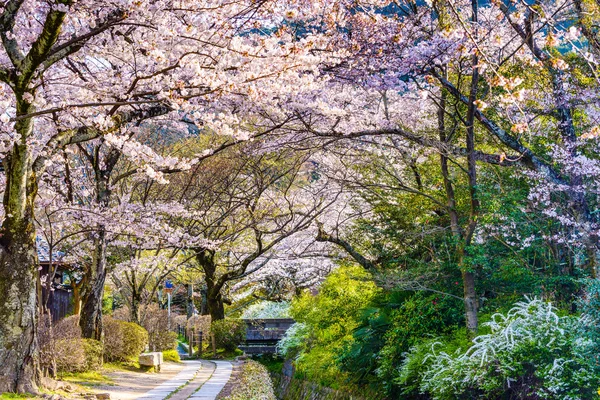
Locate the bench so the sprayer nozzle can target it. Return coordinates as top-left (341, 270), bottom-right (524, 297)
top-left (139, 351), bottom-right (163, 372)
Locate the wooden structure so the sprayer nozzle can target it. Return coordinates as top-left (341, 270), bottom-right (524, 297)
top-left (37, 237), bottom-right (75, 321)
top-left (239, 318), bottom-right (295, 354)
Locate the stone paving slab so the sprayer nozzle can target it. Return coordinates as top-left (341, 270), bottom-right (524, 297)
top-left (137, 360), bottom-right (204, 400)
top-left (168, 360), bottom-right (216, 400)
top-left (189, 360), bottom-right (233, 400)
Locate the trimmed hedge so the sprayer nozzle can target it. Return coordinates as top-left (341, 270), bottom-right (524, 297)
top-left (54, 339), bottom-right (86, 373)
top-left (104, 317), bottom-right (148, 362)
top-left (83, 339), bottom-right (103, 370)
top-left (162, 349), bottom-right (181, 362)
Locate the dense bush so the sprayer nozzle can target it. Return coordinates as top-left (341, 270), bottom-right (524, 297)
top-left (82, 339), bottom-right (103, 370)
top-left (400, 298), bottom-right (600, 400)
top-left (337, 290), bottom-right (464, 395)
top-left (39, 315), bottom-right (101, 375)
top-left (54, 338), bottom-right (86, 373)
top-left (211, 318), bottom-right (246, 351)
top-left (142, 305), bottom-right (178, 351)
top-left (277, 322), bottom-right (309, 358)
top-left (276, 265), bottom-right (379, 390)
top-left (162, 349), bottom-right (181, 362)
top-left (221, 360), bottom-right (276, 400)
top-left (104, 317), bottom-right (148, 362)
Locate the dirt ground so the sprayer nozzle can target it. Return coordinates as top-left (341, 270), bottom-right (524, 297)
top-left (89, 362), bottom-right (187, 400)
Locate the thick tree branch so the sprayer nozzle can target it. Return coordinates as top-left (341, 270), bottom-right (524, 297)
top-left (434, 73), bottom-right (566, 185)
top-left (315, 222), bottom-right (377, 271)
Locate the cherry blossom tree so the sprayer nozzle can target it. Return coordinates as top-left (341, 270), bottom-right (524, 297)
top-left (0, 0), bottom-right (329, 392)
top-left (162, 143), bottom-right (341, 320)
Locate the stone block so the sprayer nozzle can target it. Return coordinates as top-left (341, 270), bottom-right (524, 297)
top-left (139, 352), bottom-right (163, 368)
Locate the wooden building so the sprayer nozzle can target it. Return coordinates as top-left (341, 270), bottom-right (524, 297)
top-left (37, 237), bottom-right (75, 322)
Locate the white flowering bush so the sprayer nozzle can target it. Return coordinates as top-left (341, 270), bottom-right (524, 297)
top-left (276, 322), bottom-right (309, 358)
top-left (242, 301), bottom-right (291, 319)
top-left (401, 298), bottom-right (600, 399)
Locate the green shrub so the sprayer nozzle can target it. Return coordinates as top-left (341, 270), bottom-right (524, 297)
top-left (82, 339), bottom-right (103, 371)
top-left (162, 349), bottom-right (181, 362)
top-left (211, 318), bottom-right (246, 351)
top-left (104, 317), bottom-right (148, 362)
top-left (286, 265), bottom-right (379, 389)
top-left (401, 298), bottom-right (600, 400)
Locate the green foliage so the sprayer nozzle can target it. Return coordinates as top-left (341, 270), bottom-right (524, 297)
top-left (401, 298), bottom-right (600, 400)
top-left (276, 322), bottom-right (309, 358)
top-left (285, 265), bottom-right (379, 389)
top-left (82, 339), bottom-right (103, 371)
top-left (210, 318), bottom-right (246, 351)
top-left (577, 279), bottom-right (600, 373)
top-left (162, 349), bottom-right (181, 362)
top-left (220, 360), bottom-right (276, 400)
top-left (338, 290), bottom-right (463, 395)
top-left (102, 287), bottom-right (114, 316)
top-left (104, 317), bottom-right (149, 362)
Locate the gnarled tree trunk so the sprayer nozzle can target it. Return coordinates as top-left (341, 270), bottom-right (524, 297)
top-left (0, 133), bottom-right (41, 393)
top-left (79, 232), bottom-right (108, 340)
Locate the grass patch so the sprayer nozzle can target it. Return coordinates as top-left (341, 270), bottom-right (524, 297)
top-left (103, 360), bottom-right (143, 372)
top-left (252, 354), bottom-right (284, 374)
top-left (59, 370), bottom-right (114, 387)
top-left (163, 349), bottom-right (181, 363)
top-left (0, 394), bottom-right (38, 399)
top-left (209, 348), bottom-right (244, 360)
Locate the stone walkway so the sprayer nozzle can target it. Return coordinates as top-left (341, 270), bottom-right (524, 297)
top-left (168, 360), bottom-right (215, 400)
top-left (137, 360), bottom-right (203, 400)
top-left (136, 359), bottom-right (233, 400)
top-left (190, 361), bottom-right (232, 399)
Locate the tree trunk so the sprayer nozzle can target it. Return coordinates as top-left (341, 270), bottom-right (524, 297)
top-left (79, 231), bottom-right (108, 340)
top-left (196, 249), bottom-right (226, 320)
top-left (72, 280), bottom-right (82, 316)
top-left (131, 294), bottom-right (141, 325)
top-left (79, 151), bottom-right (114, 339)
top-left (186, 284), bottom-right (194, 318)
top-left (462, 270), bottom-right (478, 332)
top-left (0, 138), bottom-right (41, 392)
top-left (200, 287), bottom-right (209, 315)
top-left (206, 293), bottom-right (225, 321)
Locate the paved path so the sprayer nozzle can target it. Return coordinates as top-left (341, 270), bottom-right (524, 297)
top-left (135, 359), bottom-right (233, 400)
top-left (168, 360), bottom-right (215, 400)
top-left (137, 360), bottom-right (203, 400)
top-left (190, 360), bottom-right (233, 399)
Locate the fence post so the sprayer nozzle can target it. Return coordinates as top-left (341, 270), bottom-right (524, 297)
top-left (198, 331), bottom-right (203, 358)
top-left (211, 332), bottom-right (216, 358)
top-left (189, 327), bottom-right (194, 358)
